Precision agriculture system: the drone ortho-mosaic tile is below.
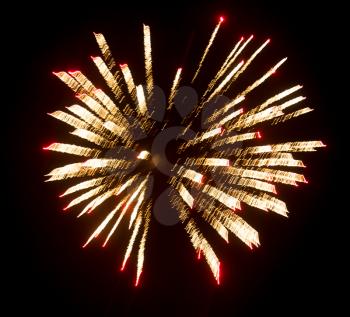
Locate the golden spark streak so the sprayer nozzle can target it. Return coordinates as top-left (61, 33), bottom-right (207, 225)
top-left (177, 166), bottom-right (203, 183)
top-left (121, 214), bottom-right (142, 270)
top-left (120, 64), bottom-right (137, 104)
top-left (122, 177), bottom-right (149, 226)
top-left (136, 85), bottom-right (147, 115)
top-left (43, 143), bottom-right (101, 157)
top-left (63, 184), bottom-right (106, 209)
top-left (177, 182), bottom-right (194, 208)
top-left (60, 176), bottom-right (106, 197)
top-left (91, 56), bottom-right (123, 101)
top-left (191, 18), bottom-right (224, 83)
top-left (75, 93), bottom-right (109, 119)
top-left (224, 39), bottom-right (270, 92)
top-left (93, 33), bottom-right (117, 71)
top-left (226, 166), bottom-right (307, 185)
top-left (48, 111), bottom-right (90, 130)
top-left (229, 106), bottom-right (283, 130)
top-left (203, 36), bottom-right (245, 99)
top-left (201, 209), bottom-right (229, 242)
top-left (203, 184), bottom-right (241, 210)
top-left (233, 157), bottom-right (305, 168)
top-left (185, 158), bottom-right (230, 167)
top-left (45, 159), bottom-right (132, 182)
top-left (102, 195), bottom-right (130, 247)
top-left (129, 190), bottom-right (145, 229)
top-left (224, 176), bottom-right (277, 194)
top-left (221, 210), bottom-right (260, 248)
top-left (272, 107), bottom-right (313, 125)
top-left (70, 129), bottom-right (113, 148)
top-left (143, 24), bottom-right (154, 96)
top-left (185, 219), bottom-right (220, 282)
top-left (219, 35), bottom-right (254, 79)
top-left (239, 57), bottom-right (288, 97)
top-left (206, 60), bottom-right (244, 102)
top-left (52, 71), bottom-right (81, 93)
top-left (82, 197), bottom-right (126, 248)
top-left (183, 127), bottom-right (222, 149)
top-left (136, 204), bottom-right (151, 286)
top-left (168, 68), bottom-right (182, 110)
top-left (211, 132), bottom-right (257, 149)
top-left (66, 104), bottom-right (104, 130)
top-left (103, 121), bottom-right (126, 137)
top-left (77, 186), bottom-right (120, 217)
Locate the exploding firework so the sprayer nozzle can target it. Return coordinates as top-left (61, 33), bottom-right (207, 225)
top-left (44, 17), bottom-right (325, 286)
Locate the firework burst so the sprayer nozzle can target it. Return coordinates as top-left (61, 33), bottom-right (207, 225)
top-left (44, 17), bottom-right (325, 286)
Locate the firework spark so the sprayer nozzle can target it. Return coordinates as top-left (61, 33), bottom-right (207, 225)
top-left (44, 17), bottom-right (325, 286)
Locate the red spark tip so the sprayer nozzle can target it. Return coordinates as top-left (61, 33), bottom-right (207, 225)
top-left (120, 266), bottom-right (125, 272)
top-left (251, 34), bottom-right (254, 39)
top-left (42, 143), bottom-right (55, 150)
top-left (267, 38), bottom-right (271, 43)
top-left (240, 108), bottom-right (244, 114)
top-left (52, 71), bottom-right (60, 76)
top-left (59, 193), bottom-right (65, 198)
top-left (90, 56), bottom-right (98, 61)
top-left (119, 63), bottom-right (127, 68)
top-left (240, 36), bottom-right (244, 41)
top-left (68, 70), bottom-right (80, 75)
top-left (219, 16), bottom-right (224, 22)
top-left (178, 67), bottom-right (182, 71)
top-left (63, 206), bottom-right (69, 211)
top-left (256, 131), bottom-right (262, 139)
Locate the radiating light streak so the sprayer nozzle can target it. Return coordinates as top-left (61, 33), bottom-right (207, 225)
top-left (136, 85), bottom-right (147, 115)
top-left (185, 219), bottom-right (220, 283)
top-left (120, 63), bottom-right (137, 104)
top-left (91, 56), bottom-right (123, 101)
top-left (203, 36), bottom-right (245, 99)
top-left (82, 198), bottom-right (125, 248)
top-left (211, 132), bottom-right (257, 149)
top-left (59, 176), bottom-right (106, 197)
top-left (121, 214), bottom-right (142, 271)
top-left (129, 190), bottom-right (145, 229)
top-left (177, 166), bottom-right (203, 183)
top-left (102, 195), bottom-right (130, 247)
top-left (66, 104), bottom-right (104, 130)
top-left (203, 184), bottom-right (241, 210)
top-left (206, 60), bottom-right (244, 102)
top-left (177, 182), bottom-right (194, 209)
top-left (143, 24), bottom-right (154, 96)
top-left (70, 128), bottom-right (113, 147)
top-left (272, 107), bottom-right (313, 125)
top-left (52, 71), bottom-right (81, 93)
top-left (191, 17), bottom-right (224, 83)
top-left (43, 143), bottom-right (101, 157)
top-left (48, 110), bottom-right (91, 130)
top-left (136, 204), bottom-right (151, 286)
top-left (168, 68), bottom-right (182, 109)
top-left (239, 57), bottom-right (288, 97)
top-left (75, 93), bottom-right (109, 119)
top-left (224, 39), bottom-right (270, 92)
top-left (93, 32), bottom-right (117, 71)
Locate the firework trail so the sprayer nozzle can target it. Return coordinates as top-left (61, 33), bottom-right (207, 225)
top-left (44, 17), bottom-right (325, 286)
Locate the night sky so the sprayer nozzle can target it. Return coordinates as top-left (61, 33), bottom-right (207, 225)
top-left (8, 1), bottom-right (342, 316)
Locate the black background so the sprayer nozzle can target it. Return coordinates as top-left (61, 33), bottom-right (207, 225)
top-left (7, 1), bottom-right (343, 316)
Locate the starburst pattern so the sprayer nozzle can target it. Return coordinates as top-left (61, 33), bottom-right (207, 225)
top-left (44, 17), bottom-right (325, 286)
